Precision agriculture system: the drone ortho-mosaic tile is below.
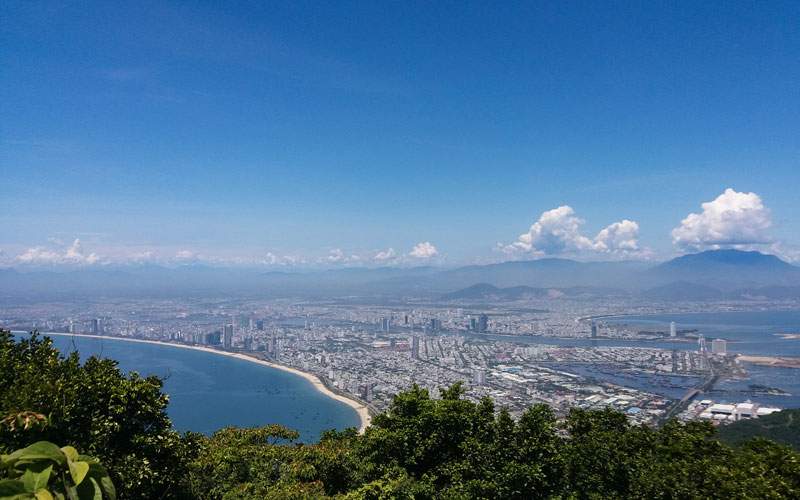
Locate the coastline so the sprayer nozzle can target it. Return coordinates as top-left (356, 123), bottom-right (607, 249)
top-left (40, 332), bottom-right (372, 433)
top-left (736, 354), bottom-right (800, 369)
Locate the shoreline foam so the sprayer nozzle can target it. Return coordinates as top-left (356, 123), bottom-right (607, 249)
top-left (41, 332), bottom-right (372, 432)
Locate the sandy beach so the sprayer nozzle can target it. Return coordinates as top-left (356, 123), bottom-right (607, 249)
top-left (42, 332), bottom-right (372, 432)
top-left (737, 354), bottom-right (800, 369)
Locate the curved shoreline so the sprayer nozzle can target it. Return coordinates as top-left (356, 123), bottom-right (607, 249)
top-left (40, 332), bottom-right (372, 433)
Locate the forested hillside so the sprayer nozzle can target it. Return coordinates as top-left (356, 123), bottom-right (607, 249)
top-left (718, 409), bottom-right (800, 450)
top-left (2, 330), bottom-right (799, 499)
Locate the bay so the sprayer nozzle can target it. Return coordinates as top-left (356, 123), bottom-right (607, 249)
top-left (38, 333), bottom-right (361, 442)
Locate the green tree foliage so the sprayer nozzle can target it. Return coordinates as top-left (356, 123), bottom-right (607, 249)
top-left (0, 440), bottom-right (115, 500)
top-left (355, 383), bottom-right (564, 498)
top-left (717, 409), bottom-right (800, 450)
top-left (0, 331), bottom-right (196, 499)
top-left (3, 330), bottom-right (800, 499)
top-left (185, 424), bottom-right (363, 499)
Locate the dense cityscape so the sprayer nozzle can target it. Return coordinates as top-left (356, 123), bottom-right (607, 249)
top-left (5, 294), bottom-right (796, 427)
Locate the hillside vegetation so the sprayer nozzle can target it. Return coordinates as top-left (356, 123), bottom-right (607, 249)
top-left (2, 330), bottom-right (799, 499)
top-left (718, 409), bottom-right (800, 450)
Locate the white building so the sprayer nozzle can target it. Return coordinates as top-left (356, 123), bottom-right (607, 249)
top-left (711, 338), bottom-right (727, 354)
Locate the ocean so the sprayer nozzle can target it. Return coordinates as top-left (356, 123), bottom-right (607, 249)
top-left (39, 334), bottom-right (361, 442)
top-left (603, 309), bottom-right (800, 357)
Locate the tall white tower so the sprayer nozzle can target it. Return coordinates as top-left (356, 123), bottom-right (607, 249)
top-left (698, 334), bottom-right (707, 353)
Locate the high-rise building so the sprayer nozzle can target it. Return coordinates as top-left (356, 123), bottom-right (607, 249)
top-left (223, 324), bottom-right (234, 349)
top-left (410, 336), bottom-right (420, 359)
top-left (590, 321), bottom-right (598, 338)
top-left (429, 318), bottom-right (441, 332)
top-left (469, 317), bottom-right (478, 331)
top-left (472, 368), bottom-right (487, 386)
top-left (404, 314), bottom-right (409, 325)
top-left (380, 317), bottom-right (390, 332)
top-left (669, 321), bottom-right (677, 338)
top-left (205, 331), bottom-right (221, 345)
top-left (256, 319), bottom-right (264, 331)
top-left (478, 314), bottom-right (488, 333)
top-left (711, 338), bottom-right (727, 354)
top-left (90, 318), bottom-right (101, 335)
top-left (698, 334), bottom-right (707, 353)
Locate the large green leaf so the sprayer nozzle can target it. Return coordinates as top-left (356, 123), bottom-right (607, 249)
top-left (7, 443), bottom-right (65, 466)
top-left (67, 461), bottom-right (89, 487)
top-left (21, 466), bottom-right (52, 493)
top-left (34, 490), bottom-right (54, 500)
top-left (58, 448), bottom-right (78, 463)
top-left (86, 464), bottom-right (115, 500)
top-left (0, 478), bottom-right (29, 496)
top-left (75, 477), bottom-right (102, 500)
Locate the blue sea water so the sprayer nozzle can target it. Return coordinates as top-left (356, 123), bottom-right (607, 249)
top-left (603, 310), bottom-right (800, 357)
top-left (37, 334), bottom-right (360, 442)
top-left (601, 311), bottom-right (800, 407)
top-left (467, 311), bottom-right (800, 408)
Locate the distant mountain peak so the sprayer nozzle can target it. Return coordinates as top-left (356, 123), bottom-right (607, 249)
top-left (664, 249), bottom-right (791, 268)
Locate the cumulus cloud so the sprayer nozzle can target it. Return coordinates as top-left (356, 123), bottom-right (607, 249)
top-left (324, 248), bottom-right (360, 264)
top-left (17, 247), bottom-right (61, 264)
top-left (16, 239), bottom-right (100, 265)
top-left (174, 250), bottom-right (197, 261)
top-left (129, 250), bottom-right (156, 263)
top-left (64, 239), bottom-right (100, 264)
top-left (259, 252), bottom-right (306, 266)
top-left (594, 219), bottom-right (640, 253)
top-left (503, 207), bottom-right (643, 258)
top-left (373, 248), bottom-right (397, 262)
top-left (504, 206), bottom-right (593, 255)
top-left (262, 252), bottom-right (281, 265)
top-left (671, 188), bottom-right (772, 250)
top-left (408, 241), bottom-right (438, 259)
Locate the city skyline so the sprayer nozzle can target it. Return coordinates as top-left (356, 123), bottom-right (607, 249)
top-left (3, 2), bottom-right (799, 267)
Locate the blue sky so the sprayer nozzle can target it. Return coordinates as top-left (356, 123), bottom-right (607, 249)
top-left (2, 1), bottom-right (799, 267)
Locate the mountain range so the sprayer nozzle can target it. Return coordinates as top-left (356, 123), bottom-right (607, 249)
top-left (2, 249), bottom-right (800, 301)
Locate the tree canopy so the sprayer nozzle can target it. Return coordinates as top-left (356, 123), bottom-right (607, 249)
top-left (2, 330), bottom-right (799, 499)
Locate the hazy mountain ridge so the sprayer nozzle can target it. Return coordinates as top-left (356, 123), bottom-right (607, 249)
top-left (440, 283), bottom-right (630, 301)
top-left (2, 250), bottom-right (799, 300)
top-left (644, 250), bottom-right (800, 289)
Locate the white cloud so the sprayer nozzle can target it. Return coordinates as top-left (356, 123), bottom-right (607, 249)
top-left (594, 219), bottom-right (640, 253)
top-left (671, 188), bottom-right (772, 250)
top-left (174, 250), bottom-right (197, 261)
top-left (503, 206), bottom-right (645, 258)
top-left (16, 239), bottom-right (100, 265)
top-left (129, 251), bottom-right (156, 263)
top-left (327, 248), bottom-right (346, 263)
top-left (260, 252), bottom-right (306, 266)
top-left (323, 248), bottom-right (361, 264)
top-left (16, 247), bottom-right (61, 264)
top-left (64, 239), bottom-right (100, 264)
top-left (373, 248), bottom-right (397, 262)
top-left (507, 206), bottom-right (593, 255)
top-left (768, 243), bottom-right (800, 263)
top-left (262, 252), bottom-right (281, 265)
top-left (409, 241), bottom-right (438, 259)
